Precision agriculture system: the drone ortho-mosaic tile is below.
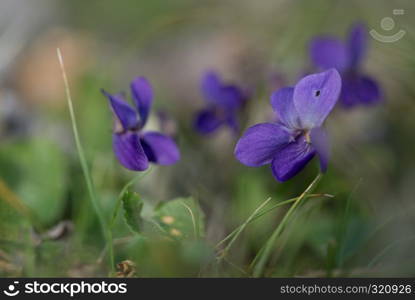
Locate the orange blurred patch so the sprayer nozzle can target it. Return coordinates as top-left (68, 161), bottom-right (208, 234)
top-left (15, 28), bottom-right (95, 109)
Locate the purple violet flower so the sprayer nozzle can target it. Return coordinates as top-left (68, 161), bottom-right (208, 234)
top-left (102, 77), bottom-right (180, 171)
top-left (310, 23), bottom-right (381, 108)
top-left (194, 71), bottom-right (247, 135)
top-left (235, 69), bottom-right (341, 182)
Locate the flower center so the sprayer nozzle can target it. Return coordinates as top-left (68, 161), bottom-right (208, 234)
top-left (304, 130), bottom-right (311, 144)
top-left (292, 129), bottom-right (311, 144)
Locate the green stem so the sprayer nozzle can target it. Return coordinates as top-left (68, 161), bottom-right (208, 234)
top-left (215, 193), bottom-right (333, 250)
top-left (107, 231), bottom-right (114, 273)
top-left (57, 48), bottom-right (113, 273)
top-left (217, 197), bottom-right (272, 261)
top-left (251, 173), bottom-right (322, 277)
top-left (106, 170), bottom-right (151, 271)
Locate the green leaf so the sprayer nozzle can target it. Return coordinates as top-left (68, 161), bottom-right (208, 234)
top-left (0, 138), bottom-right (67, 225)
top-left (153, 197), bottom-right (204, 240)
top-left (122, 191), bottom-right (143, 234)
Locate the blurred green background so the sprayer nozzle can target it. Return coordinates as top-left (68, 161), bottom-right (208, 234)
top-left (0, 0), bottom-right (415, 277)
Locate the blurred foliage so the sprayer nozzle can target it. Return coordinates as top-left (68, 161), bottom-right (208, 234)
top-left (0, 138), bottom-right (67, 225)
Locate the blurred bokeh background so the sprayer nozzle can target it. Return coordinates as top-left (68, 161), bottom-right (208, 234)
top-left (0, 0), bottom-right (414, 277)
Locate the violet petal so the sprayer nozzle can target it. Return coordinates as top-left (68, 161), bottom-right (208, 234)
top-left (235, 123), bottom-right (292, 167)
top-left (130, 77), bottom-right (153, 127)
top-left (140, 131), bottom-right (180, 165)
top-left (201, 71), bottom-right (222, 104)
top-left (310, 127), bottom-right (329, 172)
top-left (102, 90), bottom-right (138, 131)
top-left (293, 69), bottom-right (341, 129)
top-left (201, 71), bottom-right (243, 109)
top-left (341, 74), bottom-right (381, 107)
top-left (270, 87), bottom-right (301, 129)
top-left (357, 75), bottom-right (381, 105)
top-left (310, 37), bottom-right (348, 71)
top-left (113, 132), bottom-right (149, 171)
top-left (220, 85), bottom-right (245, 109)
top-left (194, 108), bottom-right (224, 135)
top-left (271, 135), bottom-right (316, 182)
top-left (348, 23), bottom-right (367, 68)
